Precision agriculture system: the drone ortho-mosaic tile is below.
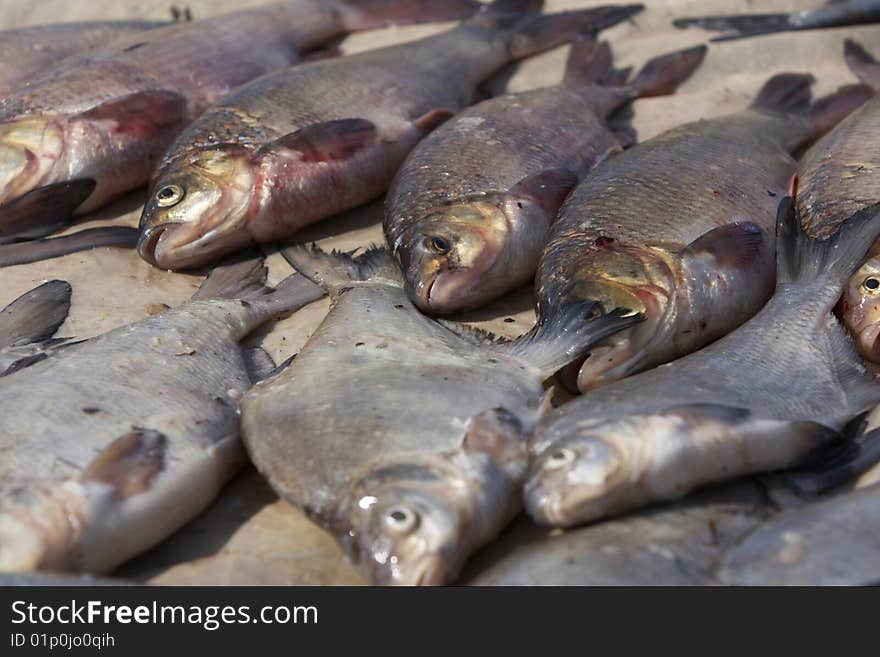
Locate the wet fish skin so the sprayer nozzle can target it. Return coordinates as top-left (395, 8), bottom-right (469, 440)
top-left (241, 244), bottom-right (636, 585)
top-left (0, 280), bottom-right (71, 376)
top-left (528, 73), bottom-right (866, 392)
top-left (0, 21), bottom-right (168, 97)
top-left (0, 1), bottom-right (477, 239)
top-left (524, 198), bottom-right (880, 529)
top-left (136, 1), bottom-right (645, 270)
top-left (464, 481), bottom-right (773, 585)
top-left (0, 259), bottom-right (323, 573)
top-left (385, 28), bottom-right (703, 314)
top-left (719, 481), bottom-right (880, 585)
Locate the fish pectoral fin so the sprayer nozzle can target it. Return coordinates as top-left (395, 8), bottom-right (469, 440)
top-left (0, 179), bottom-right (97, 243)
top-left (507, 168), bottom-right (580, 215)
top-left (680, 221), bottom-right (764, 268)
top-left (259, 119), bottom-right (378, 162)
top-left (73, 90), bottom-right (188, 132)
top-left (0, 279), bottom-right (71, 348)
top-left (781, 424), bottom-right (880, 496)
top-left (242, 345), bottom-right (277, 384)
top-left (80, 428), bottom-right (167, 498)
top-left (413, 108), bottom-right (455, 134)
top-left (462, 407), bottom-right (528, 471)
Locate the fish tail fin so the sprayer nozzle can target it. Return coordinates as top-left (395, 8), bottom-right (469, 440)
top-left (337, 0), bottom-right (480, 31)
top-left (494, 301), bottom-right (643, 378)
top-left (625, 44), bottom-right (707, 97)
top-left (845, 38), bottom-right (880, 89)
top-left (505, 5), bottom-right (643, 61)
top-left (282, 243), bottom-right (403, 295)
top-left (193, 253), bottom-right (325, 316)
top-left (750, 72), bottom-right (872, 141)
top-left (775, 196), bottom-right (880, 289)
top-left (749, 72), bottom-right (815, 114)
top-left (0, 280), bottom-right (71, 347)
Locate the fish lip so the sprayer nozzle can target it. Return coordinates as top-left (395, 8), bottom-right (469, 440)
top-left (137, 223), bottom-right (174, 266)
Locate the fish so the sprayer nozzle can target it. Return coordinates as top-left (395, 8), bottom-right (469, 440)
top-left (719, 480), bottom-right (880, 585)
top-left (673, 0), bottom-right (880, 42)
top-left (0, 279), bottom-right (71, 376)
top-left (0, 258), bottom-right (324, 573)
top-left (523, 197), bottom-right (880, 529)
top-left (795, 40), bottom-right (880, 362)
top-left (136, 0), bottom-right (645, 270)
top-left (0, 226), bottom-right (139, 267)
top-left (524, 72), bottom-right (869, 393)
top-left (385, 29), bottom-right (704, 314)
top-left (0, 20), bottom-right (168, 97)
top-left (464, 481), bottom-right (774, 585)
top-left (240, 244), bottom-right (639, 585)
top-left (0, 1), bottom-right (480, 243)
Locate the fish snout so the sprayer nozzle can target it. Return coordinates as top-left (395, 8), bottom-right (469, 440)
top-left (137, 222), bottom-right (176, 267)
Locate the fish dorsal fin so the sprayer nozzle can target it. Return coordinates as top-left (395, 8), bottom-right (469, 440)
top-left (282, 243), bottom-right (402, 294)
top-left (81, 428), bottom-right (167, 498)
top-left (414, 108), bottom-right (455, 134)
top-left (681, 222), bottom-right (764, 267)
top-left (750, 73), bottom-right (814, 114)
top-left (74, 90), bottom-right (188, 131)
top-left (435, 319), bottom-right (508, 348)
top-left (845, 38), bottom-right (880, 89)
top-left (562, 29), bottom-right (614, 87)
top-left (258, 119), bottom-right (377, 162)
top-left (507, 168), bottom-right (579, 215)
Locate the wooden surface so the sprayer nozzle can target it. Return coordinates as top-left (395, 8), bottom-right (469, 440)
top-left (1, 0), bottom-right (876, 584)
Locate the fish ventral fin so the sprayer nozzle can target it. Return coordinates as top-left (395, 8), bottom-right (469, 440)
top-left (282, 243), bottom-right (403, 295)
top-left (242, 346), bottom-right (277, 384)
top-left (681, 222), bottom-right (764, 268)
top-left (493, 301), bottom-right (644, 378)
top-left (0, 179), bottom-right (97, 243)
top-left (844, 38), bottom-right (880, 90)
top-left (257, 119), bottom-right (378, 162)
top-left (80, 428), bottom-right (167, 498)
top-left (0, 280), bottom-right (71, 347)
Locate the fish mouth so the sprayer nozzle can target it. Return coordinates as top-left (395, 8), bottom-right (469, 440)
top-left (138, 220), bottom-right (249, 270)
top-left (416, 268), bottom-right (482, 314)
top-left (137, 223), bottom-right (173, 267)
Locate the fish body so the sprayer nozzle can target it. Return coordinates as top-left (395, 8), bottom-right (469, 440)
top-left (465, 481), bottom-right (773, 585)
top-left (530, 73), bottom-right (867, 392)
top-left (0, 20), bottom-right (167, 96)
top-left (719, 482), bottom-right (880, 585)
top-left (0, 279), bottom-right (71, 376)
top-left (385, 30), bottom-right (703, 314)
top-left (137, 1), bottom-right (644, 270)
top-left (524, 198), bottom-right (880, 528)
top-left (0, 260), bottom-right (323, 573)
top-left (0, 1), bottom-right (478, 241)
top-left (240, 245), bottom-right (636, 585)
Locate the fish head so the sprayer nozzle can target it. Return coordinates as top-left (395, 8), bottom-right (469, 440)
top-left (138, 148), bottom-right (256, 270)
top-left (397, 198), bottom-right (519, 313)
top-left (339, 462), bottom-right (471, 585)
top-left (842, 255), bottom-right (880, 363)
top-left (525, 417), bottom-right (632, 527)
top-left (0, 117), bottom-right (66, 204)
top-left (567, 244), bottom-right (674, 390)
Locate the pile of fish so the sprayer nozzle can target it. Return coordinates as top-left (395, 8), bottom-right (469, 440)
top-left (3, 0), bottom-right (880, 586)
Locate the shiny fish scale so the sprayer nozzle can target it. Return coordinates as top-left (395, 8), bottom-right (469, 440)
top-left (244, 283), bottom-right (542, 515)
top-left (798, 96), bottom-right (880, 237)
top-left (0, 300), bottom-right (262, 482)
top-left (388, 87), bottom-right (620, 237)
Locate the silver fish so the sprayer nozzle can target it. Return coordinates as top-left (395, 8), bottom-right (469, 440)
top-left (0, 258), bottom-right (323, 573)
top-left (240, 245), bottom-right (638, 585)
top-left (524, 198), bottom-right (880, 529)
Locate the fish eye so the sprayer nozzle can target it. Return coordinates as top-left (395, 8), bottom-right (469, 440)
top-left (424, 235), bottom-right (451, 254)
top-left (545, 447), bottom-right (576, 469)
top-left (862, 276), bottom-right (880, 295)
top-left (383, 505), bottom-right (420, 534)
top-left (155, 184), bottom-right (184, 208)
